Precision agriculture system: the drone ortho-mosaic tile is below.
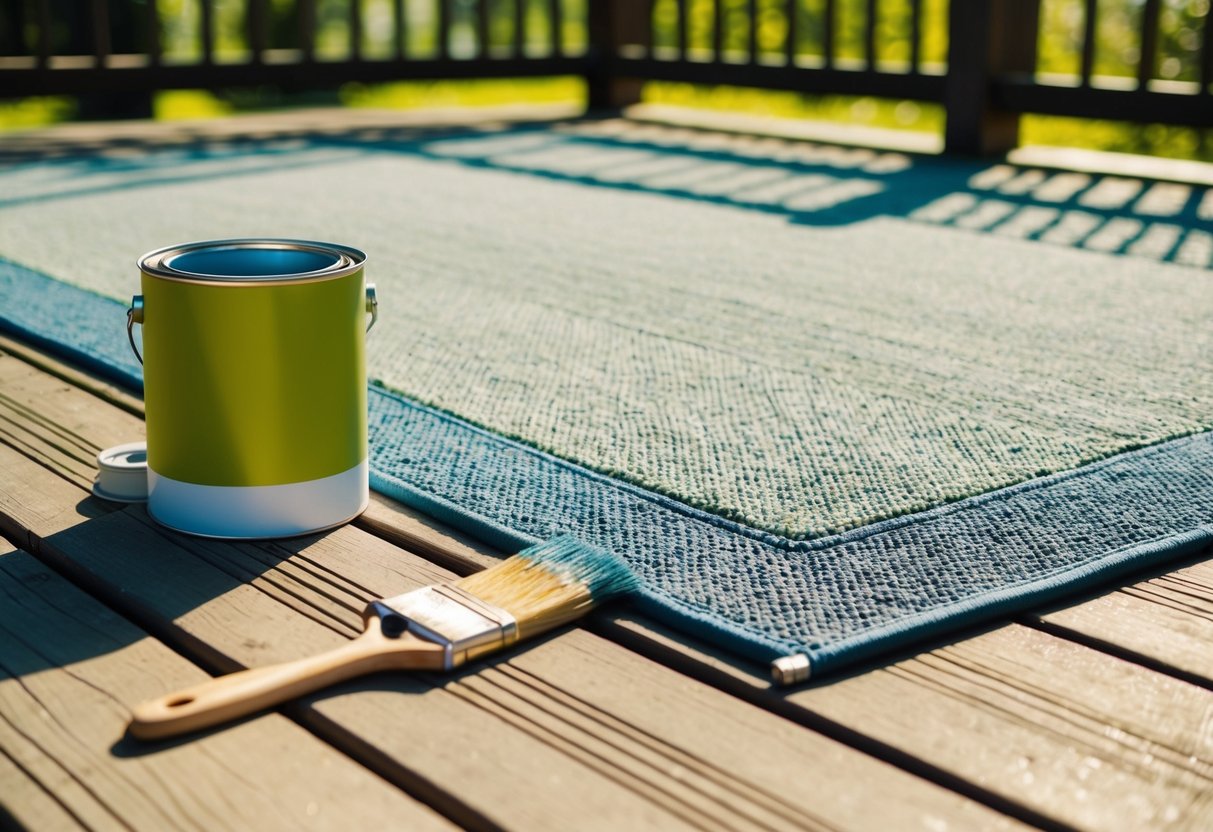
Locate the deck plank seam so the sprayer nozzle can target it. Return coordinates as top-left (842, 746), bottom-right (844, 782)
top-left (1026, 617), bottom-right (1213, 695)
top-left (1123, 581), bottom-right (1213, 617)
top-left (589, 616), bottom-right (1077, 832)
top-left (0, 717), bottom-right (115, 832)
top-left (0, 740), bottom-right (97, 832)
top-left (0, 386), bottom-right (103, 455)
top-left (121, 510), bottom-right (363, 638)
top-left (0, 420), bottom-right (97, 485)
top-left (272, 703), bottom-right (509, 832)
top-left (0, 393), bottom-right (101, 460)
top-left (896, 654), bottom-right (1213, 786)
top-left (442, 678), bottom-right (749, 832)
top-left (0, 424), bottom-right (96, 493)
top-left (491, 662), bottom-right (831, 830)
top-left (0, 682), bottom-right (138, 831)
top-left (263, 542), bottom-right (387, 601)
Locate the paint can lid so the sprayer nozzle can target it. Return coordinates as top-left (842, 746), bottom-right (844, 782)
top-left (93, 441), bottom-right (148, 503)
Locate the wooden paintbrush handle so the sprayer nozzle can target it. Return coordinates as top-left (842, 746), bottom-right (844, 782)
top-left (129, 619), bottom-right (442, 740)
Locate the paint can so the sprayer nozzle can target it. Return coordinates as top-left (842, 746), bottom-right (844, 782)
top-left (129, 239), bottom-right (377, 539)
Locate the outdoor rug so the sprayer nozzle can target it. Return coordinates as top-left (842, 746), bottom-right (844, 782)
top-left (2, 116), bottom-right (1211, 680)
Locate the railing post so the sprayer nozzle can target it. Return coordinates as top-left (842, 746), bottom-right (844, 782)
top-left (943, 0), bottom-right (1040, 155)
top-left (586, 0), bottom-right (646, 111)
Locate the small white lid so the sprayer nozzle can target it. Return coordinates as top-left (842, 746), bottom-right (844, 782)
top-left (93, 441), bottom-right (148, 503)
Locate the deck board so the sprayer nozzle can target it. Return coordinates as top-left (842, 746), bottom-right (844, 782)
top-left (1033, 560), bottom-right (1213, 683)
top-left (0, 347), bottom-right (1019, 831)
top-left (0, 542), bottom-right (454, 832)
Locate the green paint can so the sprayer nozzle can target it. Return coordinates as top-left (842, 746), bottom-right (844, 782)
top-left (130, 239), bottom-right (376, 539)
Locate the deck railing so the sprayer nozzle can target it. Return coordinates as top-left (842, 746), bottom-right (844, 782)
top-left (1, 0), bottom-right (1210, 154)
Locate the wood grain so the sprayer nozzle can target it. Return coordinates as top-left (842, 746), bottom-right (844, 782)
top-left (0, 446), bottom-right (1015, 832)
top-left (788, 624), bottom-right (1213, 829)
top-left (0, 542), bottom-right (453, 832)
top-left (0, 350), bottom-right (1018, 830)
top-left (7, 338), bottom-right (1213, 829)
top-left (0, 745), bottom-right (85, 832)
top-left (7, 334), bottom-right (1213, 832)
top-left (1033, 559), bottom-right (1213, 684)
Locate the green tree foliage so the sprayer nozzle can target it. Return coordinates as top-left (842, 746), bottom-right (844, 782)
top-left (2, 0), bottom-right (1209, 158)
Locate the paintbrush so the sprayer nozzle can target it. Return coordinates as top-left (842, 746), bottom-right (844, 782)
top-left (129, 535), bottom-right (636, 740)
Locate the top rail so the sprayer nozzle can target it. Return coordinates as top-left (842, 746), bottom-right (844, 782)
top-left (0, 0), bottom-right (1209, 155)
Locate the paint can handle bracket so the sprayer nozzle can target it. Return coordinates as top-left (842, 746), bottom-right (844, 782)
top-left (366, 284), bottom-right (378, 333)
top-left (127, 295), bottom-right (144, 365)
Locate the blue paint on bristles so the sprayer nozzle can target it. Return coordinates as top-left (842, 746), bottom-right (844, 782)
top-left (455, 533), bottom-right (638, 639)
top-left (513, 533), bottom-right (639, 601)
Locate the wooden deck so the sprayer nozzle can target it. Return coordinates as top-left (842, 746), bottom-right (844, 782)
top-left (2, 114), bottom-right (1213, 831)
top-left (5, 323), bottom-right (1213, 832)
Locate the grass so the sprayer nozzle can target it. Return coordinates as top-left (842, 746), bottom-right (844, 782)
top-left (2, 77), bottom-right (1210, 163)
top-left (0, 97), bottom-right (78, 130)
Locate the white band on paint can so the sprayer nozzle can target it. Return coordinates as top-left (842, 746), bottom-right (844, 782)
top-left (146, 459), bottom-right (369, 539)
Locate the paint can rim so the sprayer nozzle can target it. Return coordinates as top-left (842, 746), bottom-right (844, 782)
top-left (138, 238), bottom-right (367, 286)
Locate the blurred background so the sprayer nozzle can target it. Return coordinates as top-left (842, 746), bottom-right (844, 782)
top-left (0, 0), bottom-right (1210, 160)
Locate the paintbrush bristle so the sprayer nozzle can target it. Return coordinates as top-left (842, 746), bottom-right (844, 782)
top-left (454, 535), bottom-right (637, 640)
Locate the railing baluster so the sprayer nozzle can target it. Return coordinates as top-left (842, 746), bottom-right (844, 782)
top-left (92, 0), bottom-right (110, 65)
top-left (785, 0), bottom-right (797, 66)
top-left (1202, 9), bottom-right (1213, 94)
top-left (909, 0), bottom-right (920, 71)
top-left (478, 0), bottom-right (491, 58)
top-left (550, 0), bottom-right (563, 56)
top-left (439, 0), bottom-right (451, 59)
top-left (513, 0), bottom-right (525, 57)
top-left (249, 0), bottom-right (267, 64)
top-left (865, 0), bottom-right (877, 70)
top-left (646, 0), bottom-right (655, 56)
top-left (747, 0), bottom-right (757, 62)
top-left (200, 0), bottom-right (215, 64)
top-left (1137, 0), bottom-right (1160, 89)
top-left (1080, 0), bottom-right (1096, 86)
top-left (146, 0), bottom-right (161, 66)
top-left (676, 0), bottom-right (688, 59)
top-left (394, 0), bottom-right (407, 58)
top-left (712, 0), bottom-right (723, 61)
top-left (823, 0), bottom-right (835, 68)
top-left (299, 0), bottom-right (317, 61)
top-left (350, 0), bottom-right (364, 60)
top-left (35, 0), bottom-right (51, 68)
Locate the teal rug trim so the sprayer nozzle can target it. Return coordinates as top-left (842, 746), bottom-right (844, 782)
top-left (4, 255), bottom-right (1212, 677)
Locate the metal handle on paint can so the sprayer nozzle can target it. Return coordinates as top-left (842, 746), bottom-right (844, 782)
top-left (126, 285), bottom-right (376, 366)
top-left (365, 284), bottom-right (378, 333)
top-left (127, 295), bottom-right (144, 365)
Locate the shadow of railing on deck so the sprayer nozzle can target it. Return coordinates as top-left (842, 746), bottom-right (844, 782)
top-left (390, 123), bottom-right (1212, 267)
top-left (0, 119), bottom-right (1208, 268)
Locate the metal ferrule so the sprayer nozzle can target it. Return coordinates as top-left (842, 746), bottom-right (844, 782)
top-left (770, 653), bottom-right (812, 686)
top-left (367, 585), bottom-right (519, 670)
